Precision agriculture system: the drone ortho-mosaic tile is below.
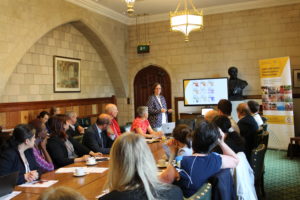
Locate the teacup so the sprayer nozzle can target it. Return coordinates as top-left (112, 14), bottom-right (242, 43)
top-left (75, 167), bottom-right (85, 176)
top-left (87, 157), bottom-right (96, 165)
top-left (158, 159), bottom-right (166, 167)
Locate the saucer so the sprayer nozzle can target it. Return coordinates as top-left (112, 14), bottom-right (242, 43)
top-left (86, 162), bottom-right (97, 166)
top-left (156, 163), bottom-right (167, 168)
top-left (73, 172), bottom-right (87, 177)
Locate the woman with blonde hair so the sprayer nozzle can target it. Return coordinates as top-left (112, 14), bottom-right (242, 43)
top-left (100, 133), bottom-right (183, 200)
top-left (38, 186), bottom-right (86, 200)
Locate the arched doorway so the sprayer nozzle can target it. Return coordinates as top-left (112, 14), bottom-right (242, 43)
top-left (133, 66), bottom-right (172, 121)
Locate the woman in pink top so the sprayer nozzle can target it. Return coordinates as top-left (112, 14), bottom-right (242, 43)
top-left (131, 106), bottom-right (163, 138)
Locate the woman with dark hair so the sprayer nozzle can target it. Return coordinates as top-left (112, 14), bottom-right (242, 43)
top-left (29, 119), bottom-right (54, 172)
top-left (147, 82), bottom-right (173, 131)
top-left (160, 121), bottom-right (239, 198)
top-left (213, 115), bottom-right (245, 153)
top-left (46, 117), bottom-right (101, 168)
top-left (0, 124), bottom-right (39, 184)
top-left (37, 111), bottom-right (50, 124)
top-left (167, 124), bottom-right (193, 162)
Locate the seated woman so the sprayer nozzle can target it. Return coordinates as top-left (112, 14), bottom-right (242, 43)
top-left (167, 124), bottom-right (193, 163)
top-left (29, 119), bottom-right (54, 172)
top-left (213, 115), bottom-right (245, 154)
top-left (160, 121), bottom-right (239, 198)
top-left (46, 117), bottom-right (101, 168)
top-left (131, 106), bottom-right (163, 138)
top-left (37, 111), bottom-right (50, 125)
top-left (0, 124), bottom-right (39, 184)
top-left (100, 133), bottom-right (183, 200)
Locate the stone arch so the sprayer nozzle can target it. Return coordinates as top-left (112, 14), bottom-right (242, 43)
top-left (0, 15), bottom-right (126, 98)
top-left (130, 61), bottom-right (173, 88)
top-left (128, 60), bottom-right (174, 120)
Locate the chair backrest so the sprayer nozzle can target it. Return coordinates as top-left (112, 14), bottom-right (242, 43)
top-left (184, 182), bottom-right (212, 200)
top-left (77, 117), bottom-right (91, 128)
top-left (120, 123), bottom-right (132, 133)
top-left (261, 131), bottom-right (269, 148)
top-left (176, 119), bottom-right (195, 130)
top-left (73, 135), bottom-right (83, 144)
top-left (257, 131), bottom-right (269, 148)
top-left (250, 144), bottom-right (266, 181)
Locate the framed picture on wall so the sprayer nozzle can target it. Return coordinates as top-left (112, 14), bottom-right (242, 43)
top-left (53, 56), bottom-right (81, 92)
top-left (293, 69), bottom-right (300, 88)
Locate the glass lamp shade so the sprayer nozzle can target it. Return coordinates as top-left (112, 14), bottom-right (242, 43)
top-left (170, 11), bottom-right (203, 41)
top-left (124, 0), bottom-right (135, 14)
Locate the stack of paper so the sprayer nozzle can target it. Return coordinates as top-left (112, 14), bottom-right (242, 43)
top-left (0, 191), bottom-right (21, 200)
top-left (18, 180), bottom-right (58, 188)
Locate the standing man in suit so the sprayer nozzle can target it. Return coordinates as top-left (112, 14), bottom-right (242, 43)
top-left (82, 114), bottom-right (111, 154)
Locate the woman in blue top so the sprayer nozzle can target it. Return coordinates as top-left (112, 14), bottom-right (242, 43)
top-left (160, 121), bottom-right (239, 198)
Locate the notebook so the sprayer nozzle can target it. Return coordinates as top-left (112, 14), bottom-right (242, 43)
top-left (0, 171), bottom-right (18, 197)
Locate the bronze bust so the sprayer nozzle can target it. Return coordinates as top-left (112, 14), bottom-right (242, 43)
top-left (228, 66), bottom-right (248, 101)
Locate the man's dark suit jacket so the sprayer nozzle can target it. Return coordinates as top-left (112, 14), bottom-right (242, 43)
top-left (66, 125), bottom-right (80, 137)
top-left (238, 115), bottom-right (259, 161)
top-left (0, 148), bottom-right (39, 184)
top-left (82, 124), bottom-right (110, 154)
top-left (47, 135), bottom-right (90, 168)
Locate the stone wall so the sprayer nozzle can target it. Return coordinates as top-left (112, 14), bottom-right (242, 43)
top-left (0, 0), bottom-right (128, 99)
top-left (1, 24), bottom-right (114, 102)
top-left (0, 0), bottom-right (131, 125)
top-left (128, 4), bottom-right (300, 124)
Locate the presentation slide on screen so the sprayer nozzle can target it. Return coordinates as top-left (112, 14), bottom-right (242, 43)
top-left (184, 78), bottom-right (228, 105)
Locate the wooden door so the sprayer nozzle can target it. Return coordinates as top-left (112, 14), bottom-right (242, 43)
top-left (134, 66), bottom-right (172, 121)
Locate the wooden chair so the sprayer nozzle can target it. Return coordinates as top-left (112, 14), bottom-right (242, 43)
top-left (184, 183), bottom-right (212, 200)
top-left (287, 137), bottom-right (300, 159)
top-left (77, 117), bottom-right (91, 128)
top-left (120, 122), bottom-right (132, 133)
top-left (257, 131), bottom-right (269, 148)
top-left (73, 135), bottom-right (84, 144)
top-left (176, 119), bottom-right (195, 130)
top-left (250, 144), bottom-right (267, 200)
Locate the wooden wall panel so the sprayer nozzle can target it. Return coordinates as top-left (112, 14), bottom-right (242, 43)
top-left (73, 106), bottom-right (80, 115)
top-left (20, 111), bottom-right (29, 124)
top-left (85, 105), bottom-right (92, 116)
top-left (0, 113), bottom-right (6, 126)
top-left (6, 112), bottom-right (21, 128)
top-left (78, 106), bottom-right (86, 117)
top-left (0, 96), bottom-right (116, 129)
top-left (92, 104), bottom-right (97, 115)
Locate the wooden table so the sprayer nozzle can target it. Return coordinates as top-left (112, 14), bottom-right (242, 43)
top-left (12, 141), bottom-right (166, 200)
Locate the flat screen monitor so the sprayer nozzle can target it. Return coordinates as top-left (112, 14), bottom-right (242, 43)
top-left (183, 78), bottom-right (228, 106)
